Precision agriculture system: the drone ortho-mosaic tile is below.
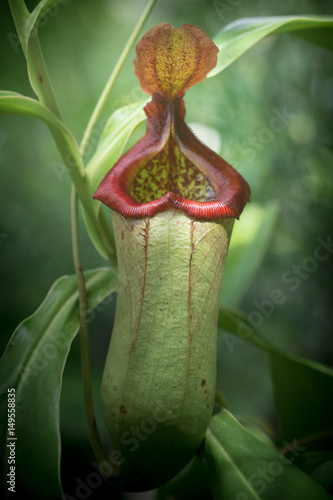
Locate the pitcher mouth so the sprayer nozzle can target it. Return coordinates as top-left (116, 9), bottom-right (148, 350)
top-left (93, 23), bottom-right (251, 220)
top-left (93, 94), bottom-right (251, 220)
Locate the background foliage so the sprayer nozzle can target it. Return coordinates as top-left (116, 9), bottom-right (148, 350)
top-left (0, 0), bottom-right (332, 498)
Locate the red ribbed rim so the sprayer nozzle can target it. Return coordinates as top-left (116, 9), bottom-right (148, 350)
top-left (93, 94), bottom-right (251, 220)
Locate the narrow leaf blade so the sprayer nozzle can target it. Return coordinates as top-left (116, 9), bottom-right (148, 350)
top-left (218, 306), bottom-right (333, 380)
top-left (84, 100), bottom-right (147, 259)
top-left (22, 0), bottom-right (65, 117)
top-left (0, 268), bottom-right (116, 499)
top-left (86, 99), bottom-right (147, 194)
top-left (218, 307), bottom-right (333, 448)
top-left (210, 16), bottom-right (333, 77)
top-left (0, 92), bottom-right (83, 175)
top-left (199, 409), bottom-right (332, 499)
top-left (0, 92), bottom-right (115, 260)
top-left (270, 353), bottom-right (333, 443)
top-left (221, 202), bottom-right (279, 307)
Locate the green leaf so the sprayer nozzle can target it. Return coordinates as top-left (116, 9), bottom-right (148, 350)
top-left (9, 0), bottom-right (65, 118)
top-left (81, 204), bottom-right (116, 262)
top-left (236, 417), bottom-right (275, 449)
top-left (26, 0), bottom-right (65, 116)
top-left (7, 1), bottom-right (152, 261)
top-left (6, 1), bottom-right (30, 57)
top-left (27, 0), bottom-right (65, 27)
top-left (218, 307), bottom-right (333, 377)
top-left (0, 268), bottom-right (116, 499)
top-left (221, 202), bottom-right (279, 307)
top-left (270, 353), bottom-right (333, 444)
top-left (156, 457), bottom-right (213, 500)
top-left (84, 100), bottom-right (147, 260)
top-left (310, 457), bottom-right (333, 493)
top-left (0, 91), bottom-right (83, 174)
top-left (86, 99), bottom-right (147, 194)
top-left (199, 409), bottom-right (332, 500)
top-left (0, 92), bottom-right (115, 261)
top-left (218, 307), bottom-right (333, 447)
top-left (9, 0), bottom-right (63, 57)
top-left (210, 15), bottom-right (333, 77)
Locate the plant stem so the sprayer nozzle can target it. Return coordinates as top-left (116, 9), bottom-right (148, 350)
top-left (279, 428), bottom-right (333, 454)
top-left (80, 0), bottom-right (158, 156)
top-left (71, 0), bottom-right (157, 478)
top-left (71, 185), bottom-right (119, 478)
top-left (71, 1), bottom-right (158, 475)
top-left (9, 0), bottom-right (64, 120)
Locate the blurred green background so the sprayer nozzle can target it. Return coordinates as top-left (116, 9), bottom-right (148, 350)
top-left (0, 0), bottom-right (332, 498)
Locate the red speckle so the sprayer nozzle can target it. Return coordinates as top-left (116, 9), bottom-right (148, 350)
top-left (201, 379), bottom-right (206, 387)
top-left (92, 95), bottom-right (251, 221)
top-left (39, 74), bottom-right (43, 83)
top-left (119, 405), bottom-right (127, 415)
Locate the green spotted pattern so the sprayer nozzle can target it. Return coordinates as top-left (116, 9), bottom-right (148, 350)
top-left (130, 140), bottom-right (215, 203)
